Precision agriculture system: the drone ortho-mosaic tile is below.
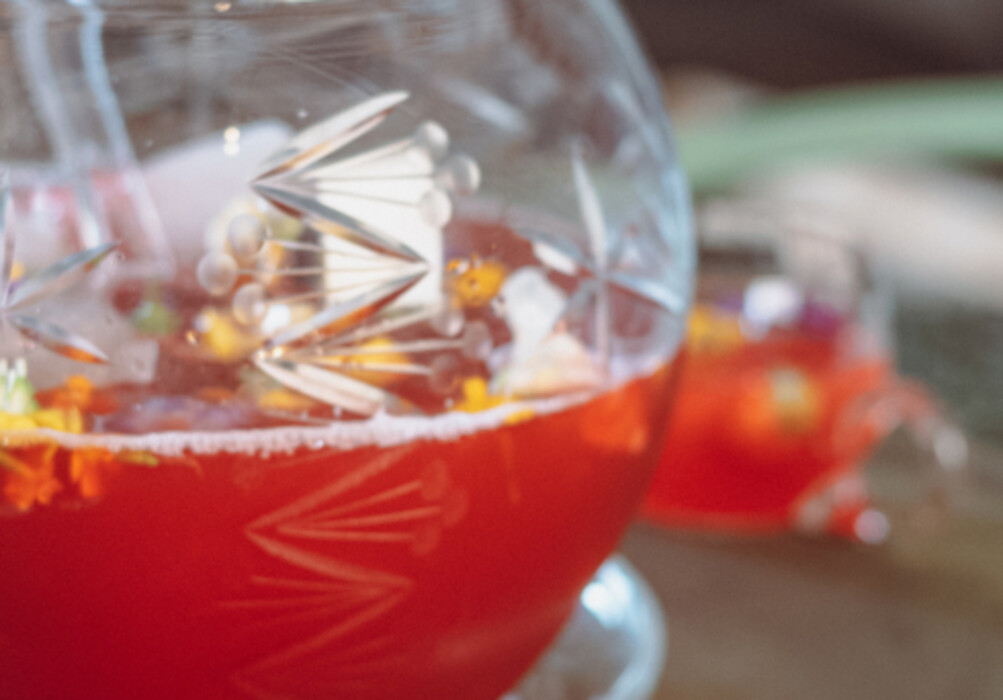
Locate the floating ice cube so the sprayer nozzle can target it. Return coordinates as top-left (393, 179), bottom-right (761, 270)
top-left (500, 267), bottom-right (566, 363)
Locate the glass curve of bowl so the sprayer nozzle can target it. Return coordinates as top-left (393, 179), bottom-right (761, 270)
top-left (0, 1), bottom-right (692, 698)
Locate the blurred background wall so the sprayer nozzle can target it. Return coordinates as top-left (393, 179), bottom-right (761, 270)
top-left (608, 7), bottom-right (1003, 700)
top-left (619, 0), bottom-right (1003, 450)
top-left (623, 0), bottom-right (1003, 86)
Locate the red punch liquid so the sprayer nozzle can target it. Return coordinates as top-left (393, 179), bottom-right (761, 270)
top-left (644, 316), bottom-right (896, 538)
top-left (0, 366), bottom-right (674, 700)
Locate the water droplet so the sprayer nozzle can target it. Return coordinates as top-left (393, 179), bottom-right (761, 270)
top-left (197, 252), bottom-right (238, 296)
top-left (438, 153), bottom-right (481, 195)
top-left (232, 283), bottom-right (268, 326)
top-left (418, 189), bottom-right (453, 228)
top-left (460, 321), bottom-right (492, 360)
top-left (414, 121), bottom-right (449, 161)
top-left (227, 214), bottom-right (268, 260)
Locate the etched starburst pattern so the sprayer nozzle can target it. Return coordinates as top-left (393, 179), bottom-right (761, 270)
top-left (254, 304), bottom-right (492, 417)
top-left (0, 171), bottom-right (117, 364)
top-left (515, 146), bottom-right (686, 363)
top-left (227, 445), bottom-right (467, 697)
top-left (200, 92), bottom-right (483, 416)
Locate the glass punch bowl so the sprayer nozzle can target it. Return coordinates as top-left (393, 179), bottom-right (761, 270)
top-left (0, 1), bottom-right (692, 698)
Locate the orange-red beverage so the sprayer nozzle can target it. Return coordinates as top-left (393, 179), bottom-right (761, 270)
top-left (0, 367), bottom-right (673, 700)
top-left (644, 314), bottom-right (896, 538)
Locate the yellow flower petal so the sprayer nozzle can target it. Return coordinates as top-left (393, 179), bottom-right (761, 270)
top-left (31, 409), bottom-right (68, 432)
top-left (453, 377), bottom-right (507, 413)
top-left (0, 413), bottom-right (38, 431)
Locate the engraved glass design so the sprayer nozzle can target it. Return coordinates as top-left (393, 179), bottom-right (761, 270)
top-left (0, 2), bottom-right (692, 698)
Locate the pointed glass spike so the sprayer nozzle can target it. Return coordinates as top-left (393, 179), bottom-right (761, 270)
top-left (259, 177), bottom-right (451, 251)
top-left (516, 226), bottom-right (587, 275)
top-left (309, 176), bottom-right (436, 210)
top-left (266, 238), bottom-right (386, 263)
top-left (251, 257), bottom-right (419, 278)
top-left (305, 135), bottom-right (436, 182)
top-left (561, 279), bottom-right (600, 330)
top-left (606, 270), bottom-right (687, 314)
top-left (253, 356), bottom-right (390, 417)
top-left (568, 150), bottom-right (612, 363)
top-left (253, 181), bottom-right (425, 264)
top-left (265, 239), bottom-right (331, 255)
top-left (304, 337), bottom-right (461, 359)
top-left (311, 263), bottom-right (428, 298)
top-left (0, 169), bottom-right (14, 305)
top-left (239, 94), bottom-right (487, 410)
top-left (571, 144), bottom-right (609, 269)
top-left (307, 179), bottom-right (451, 232)
top-left (572, 150), bottom-right (611, 364)
top-left (511, 147), bottom-right (686, 382)
top-left (254, 91), bottom-right (410, 182)
top-left (302, 357), bottom-right (432, 377)
top-left (594, 281), bottom-right (611, 365)
top-left (253, 265), bottom-right (427, 312)
top-left (318, 305), bottom-right (440, 350)
top-left (9, 314), bottom-right (109, 364)
top-left (5, 242), bottom-right (117, 311)
top-left (265, 268), bottom-right (426, 352)
top-left (531, 241), bottom-right (579, 277)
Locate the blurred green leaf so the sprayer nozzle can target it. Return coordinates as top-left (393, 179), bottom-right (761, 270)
top-left (678, 78), bottom-right (1003, 193)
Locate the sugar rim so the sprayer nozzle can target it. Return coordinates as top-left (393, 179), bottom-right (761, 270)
top-left (0, 353), bottom-right (667, 456)
top-left (1, 390), bottom-right (591, 457)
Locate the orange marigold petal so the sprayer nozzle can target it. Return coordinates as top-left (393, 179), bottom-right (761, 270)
top-left (3, 446), bottom-right (62, 511)
top-left (70, 448), bottom-right (119, 500)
